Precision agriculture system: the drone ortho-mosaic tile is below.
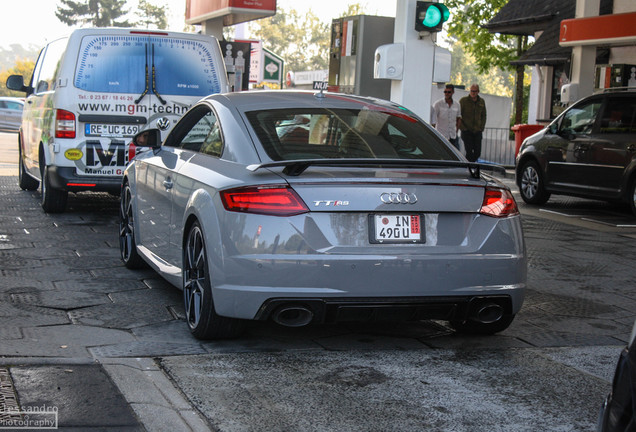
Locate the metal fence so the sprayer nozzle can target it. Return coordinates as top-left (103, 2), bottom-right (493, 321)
top-left (458, 128), bottom-right (516, 167)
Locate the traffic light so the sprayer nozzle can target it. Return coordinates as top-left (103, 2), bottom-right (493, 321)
top-left (415, 1), bottom-right (450, 33)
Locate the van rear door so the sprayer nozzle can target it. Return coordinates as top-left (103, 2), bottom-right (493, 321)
top-left (72, 31), bottom-right (225, 178)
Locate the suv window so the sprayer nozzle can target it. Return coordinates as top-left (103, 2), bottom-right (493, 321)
top-left (599, 97), bottom-right (636, 134)
top-left (560, 101), bottom-right (601, 135)
top-left (74, 35), bottom-right (223, 96)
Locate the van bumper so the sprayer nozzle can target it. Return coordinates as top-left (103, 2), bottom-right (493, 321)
top-left (48, 166), bottom-right (122, 194)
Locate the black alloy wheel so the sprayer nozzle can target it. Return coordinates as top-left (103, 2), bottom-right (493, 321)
top-left (119, 182), bottom-right (145, 269)
top-left (183, 221), bottom-right (244, 340)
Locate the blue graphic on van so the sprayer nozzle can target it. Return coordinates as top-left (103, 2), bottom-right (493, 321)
top-left (75, 35), bottom-right (222, 97)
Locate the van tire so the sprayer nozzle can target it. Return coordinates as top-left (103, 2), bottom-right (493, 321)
top-left (18, 145), bottom-right (39, 191)
top-left (41, 167), bottom-right (68, 213)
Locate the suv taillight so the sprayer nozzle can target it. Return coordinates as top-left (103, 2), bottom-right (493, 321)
top-left (55, 109), bottom-right (76, 138)
top-left (221, 186), bottom-right (309, 216)
top-left (480, 187), bottom-right (519, 218)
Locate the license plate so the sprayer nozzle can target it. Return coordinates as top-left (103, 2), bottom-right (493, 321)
top-left (372, 214), bottom-right (423, 243)
top-left (85, 123), bottom-right (140, 137)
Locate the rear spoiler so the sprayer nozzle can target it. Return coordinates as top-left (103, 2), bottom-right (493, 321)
top-left (247, 158), bottom-right (506, 178)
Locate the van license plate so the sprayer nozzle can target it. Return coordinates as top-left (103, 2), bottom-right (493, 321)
top-left (85, 124), bottom-right (140, 137)
top-left (373, 214), bottom-right (422, 243)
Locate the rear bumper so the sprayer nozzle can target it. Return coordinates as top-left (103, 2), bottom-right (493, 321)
top-left (254, 294), bottom-right (516, 324)
top-left (48, 166), bottom-right (122, 194)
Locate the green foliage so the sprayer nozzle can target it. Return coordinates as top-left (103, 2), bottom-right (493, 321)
top-left (249, 6), bottom-right (330, 72)
top-left (449, 40), bottom-right (514, 96)
top-left (136, 0), bottom-right (167, 29)
top-left (444, 0), bottom-right (517, 73)
top-left (56, 0), bottom-right (131, 27)
top-left (0, 45), bottom-right (39, 72)
top-left (0, 58), bottom-right (35, 97)
top-left (248, 3), bottom-right (369, 73)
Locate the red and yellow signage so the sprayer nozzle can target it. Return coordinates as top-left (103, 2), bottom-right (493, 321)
top-left (559, 12), bottom-right (636, 46)
top-left (186, 0), bottom-right (276, 26)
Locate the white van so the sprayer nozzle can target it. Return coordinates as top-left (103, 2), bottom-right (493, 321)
top-left (7, 28), bottom-right (228, 212)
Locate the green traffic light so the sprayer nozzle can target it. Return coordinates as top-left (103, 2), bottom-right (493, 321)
top-left (422, 5), bottom-right (442, 27)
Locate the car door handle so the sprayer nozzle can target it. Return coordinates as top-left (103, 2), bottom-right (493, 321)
top-left (163, 179), bottom-right (173, 189)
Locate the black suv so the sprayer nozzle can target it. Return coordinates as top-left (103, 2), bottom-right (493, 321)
top-left (515, 90), bottom-right (636, 215)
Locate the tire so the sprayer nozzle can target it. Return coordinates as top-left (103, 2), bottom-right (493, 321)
top-left (451, 314), bottom-right (515, 335)
top-left (41, 166), bottom-right (68, 213)
top-left (119, 182), bottom-right (146, 269)
top-left (629, 177), bottom-right (636, 218)
top-left (183, 222), bottom-right (244, 340)
top-left (18, 144), bottom-right (39, 191)
top-left (518, 160), bottom-right (551, 205)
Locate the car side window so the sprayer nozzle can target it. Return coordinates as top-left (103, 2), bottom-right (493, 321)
top-left (599, 98), bottom-right (636, 134)
top-left (559, 101), bottom-right (601, 136)
top-left (166, 105), bottom-right (223, 157)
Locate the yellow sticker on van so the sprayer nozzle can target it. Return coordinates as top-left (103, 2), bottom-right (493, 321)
top-left (65, 149), bottom-right (83, 161)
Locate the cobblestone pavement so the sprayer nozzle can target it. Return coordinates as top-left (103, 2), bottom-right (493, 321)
top-left (1, 172), bottom-right (635, 431)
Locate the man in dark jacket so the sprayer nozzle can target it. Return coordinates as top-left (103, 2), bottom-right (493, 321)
top-left (459, 84), bottom-right (487, 162)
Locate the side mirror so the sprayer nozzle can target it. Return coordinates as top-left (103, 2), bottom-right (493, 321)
top-left (133, 128), bottom-right (162, 148)
top-left (549, 123), bottom-right (558, 135)
top-left (6, 75), bottom-right (32, 94)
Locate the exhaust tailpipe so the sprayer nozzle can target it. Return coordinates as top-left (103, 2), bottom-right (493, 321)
top-left (271, 305), bottom-right (314, 327)
top-left (470, 302), bottom-right (504, 324)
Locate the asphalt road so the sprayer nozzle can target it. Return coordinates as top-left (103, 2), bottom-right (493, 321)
top-left (1, 130), bottom-right (635, 431)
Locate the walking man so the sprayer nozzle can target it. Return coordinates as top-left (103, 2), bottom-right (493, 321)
top-left (431, 84), bottom-right (461, 150)
top-left (459, 84), bottom-right (487, 162)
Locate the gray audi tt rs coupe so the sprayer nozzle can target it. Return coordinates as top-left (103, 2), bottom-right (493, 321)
top-left (119, 90), bottom-right (526, 339)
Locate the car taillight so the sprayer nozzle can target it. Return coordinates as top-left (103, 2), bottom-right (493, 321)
top-left (221, 186), bottom-right (309, 216)
top-left (480, 187), bottom-right (519, 218)
top-left (55, 109), bottom-right (76, 138)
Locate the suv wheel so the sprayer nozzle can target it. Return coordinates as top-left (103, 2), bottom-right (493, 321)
top-left (41, 166), bottom-right (68, 213)
top-left (519, 160), bottom-right (551, 205)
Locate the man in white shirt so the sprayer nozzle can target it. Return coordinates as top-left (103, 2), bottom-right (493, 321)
top-left (431, 84), bottom-right (462, 150)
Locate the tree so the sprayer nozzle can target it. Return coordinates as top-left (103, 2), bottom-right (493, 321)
top-left (444, 0), bottom-right (516, 73)
top-left (56, 0), bottom-right (131, 27)
top-left (249, 7), bottom-right (330, 72)
top-left (0, 59), bottom-right (35, 97)
top-left (247, 3), bottom-right (367, 74)
top-left (444, 0), bottom-right (531, 124)
top-left (135, 0), bottom-right (167, 29)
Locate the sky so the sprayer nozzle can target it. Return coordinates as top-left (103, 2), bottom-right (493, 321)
top-left (0, 0), bottom-right (397, 49)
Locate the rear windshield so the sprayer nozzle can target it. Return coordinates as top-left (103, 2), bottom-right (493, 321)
top-left (245, 108), bottom-right (458, 161)
top-left (74, 35), bottom-right (222, 96)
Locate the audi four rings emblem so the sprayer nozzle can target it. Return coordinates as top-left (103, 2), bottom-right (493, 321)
top-left (380, 192), bottom-right (418, 204)
top-left (156, 117), bottom-right (170, 131)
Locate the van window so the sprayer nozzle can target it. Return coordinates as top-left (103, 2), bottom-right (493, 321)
top-left (74, 35), bottom-right (223, 96)
top-left (34, 38), bottom-right (67, 94)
